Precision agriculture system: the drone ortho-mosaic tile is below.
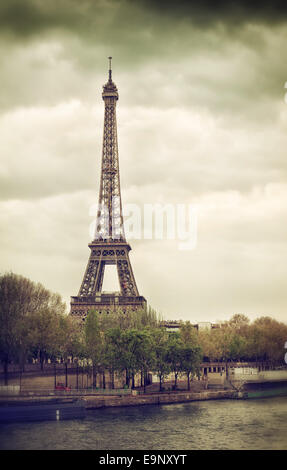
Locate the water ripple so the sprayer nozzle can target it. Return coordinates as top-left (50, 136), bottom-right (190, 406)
top-left (0, 397), bottom-right (286, 450)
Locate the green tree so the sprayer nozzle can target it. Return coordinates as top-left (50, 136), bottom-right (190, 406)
top-left (132, 329), bottom-right (155, 392)
top-left (0, 273), bottom-right (36, 381)
top-left (166, 332), bottom-right (184, 390)
top-left (26, 302), bottom-right (66, 370)
top-left (0, 272), bottom-right (66, 381)
top-left (84, 309), bottom-right (103, 387)
top-left (228, 314), bottom-right (250, 333)
top-left (104, 327), bottom-right (127, 389)
top-left (180, 344), bottom-right (202, 390)
top-left (98, 306), bottom-right (160, 332)
top-left (179, 322), bottom-right (203, 390)
top-left (57, 314), bottom-right (83, 362)
top-left (180, 321), bottom-right (198, 344)
top-left (151, 328), bottom-right (170, 391)
top-left (248, 317), bottom-right (287, 363)
top-left (198, 329), bottom-right (222, 362)
top-left (228, 334), bottom-right (247, 361)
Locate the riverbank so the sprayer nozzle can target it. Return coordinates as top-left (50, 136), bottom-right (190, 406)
top-left (0, 389), bottom-right (237, 423)
top-left (1, 395), bottom-right (286, 450)
top-left (81, 382), bottom-right (287, 408)
top-left (0, 389), bottom-right (236, 408)
top-left (1, 384), bottom-right (287, 423)
top-left (83, 389), bottom-right (237, 409)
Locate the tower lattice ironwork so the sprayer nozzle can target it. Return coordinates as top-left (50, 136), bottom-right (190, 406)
top-left (70, 58), bottom-right (146, 321)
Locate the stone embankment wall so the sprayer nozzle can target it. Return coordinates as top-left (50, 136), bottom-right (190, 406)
top-left (83, 390), bottom-right (236, 409)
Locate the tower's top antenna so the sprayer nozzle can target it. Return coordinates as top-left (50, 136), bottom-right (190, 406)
top-left (108, 56), bottom-right (112, 80)
top-left (103, 56), bottom-right (118, 100)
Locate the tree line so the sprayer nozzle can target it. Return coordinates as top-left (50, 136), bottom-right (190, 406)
top-left (0, 272), bottom-right (286, 388)
top-left (84, 310), bottom-right (202, 391)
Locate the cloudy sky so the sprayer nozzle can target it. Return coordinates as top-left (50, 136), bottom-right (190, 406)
top-left (1, 0), bottom-right (287, 324)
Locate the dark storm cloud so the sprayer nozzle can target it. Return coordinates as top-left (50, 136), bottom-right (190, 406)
top-left (0, 0), bottom-right (80, 37)
top-left (0, 0), bottom-right (133, 40)
top-left (1, 0), bottom-right (287, 42)
top-left (138, 0), bottom-right (287, 25)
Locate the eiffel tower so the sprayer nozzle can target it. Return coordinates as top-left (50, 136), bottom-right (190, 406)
top-left (70, 58), bottom-right (146, 321)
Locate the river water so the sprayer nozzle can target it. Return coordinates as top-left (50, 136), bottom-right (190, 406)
top-left (0, 397), bottom-right (286, 450)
